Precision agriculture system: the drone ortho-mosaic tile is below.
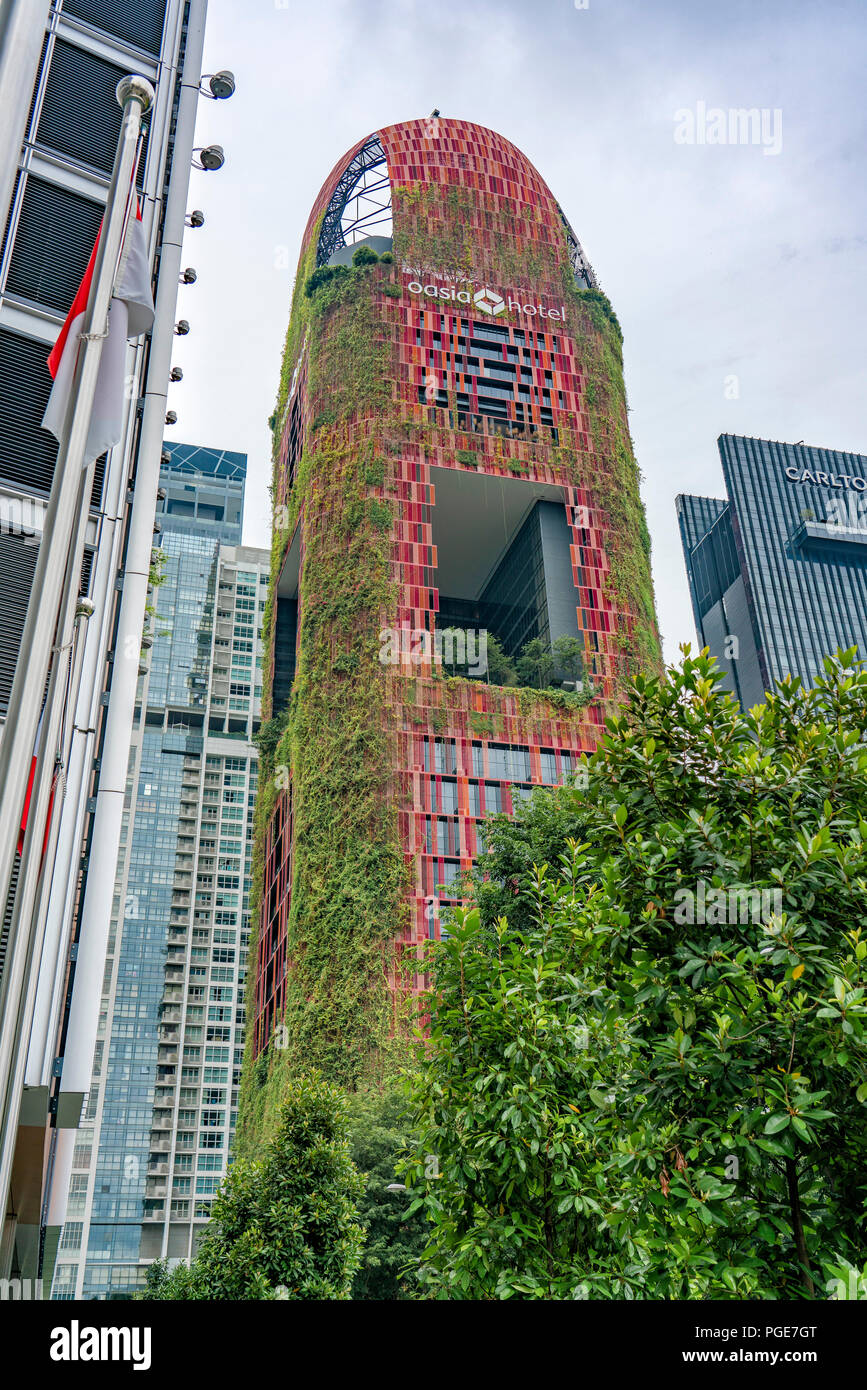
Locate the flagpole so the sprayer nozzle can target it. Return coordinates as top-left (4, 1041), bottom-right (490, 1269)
top-left (0, 134), bottom-right (143, 1219)
top-left (0, 75), bottom-right (154, 1156)
top-left (0, 475), bottom-right (91, 1222)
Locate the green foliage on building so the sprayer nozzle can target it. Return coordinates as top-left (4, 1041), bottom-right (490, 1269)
top-left (239, 169), bottom-right (661, 1153)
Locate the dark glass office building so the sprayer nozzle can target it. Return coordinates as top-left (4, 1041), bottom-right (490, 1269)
top-left (678, 434), bottom-right (867, 704)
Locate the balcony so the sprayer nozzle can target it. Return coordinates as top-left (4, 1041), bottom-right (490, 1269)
top-left (792, 516), bottom-right (867, 551)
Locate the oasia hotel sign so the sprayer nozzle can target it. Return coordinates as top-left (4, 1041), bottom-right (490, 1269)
top-left (404, 273), bottom-right (567, 322)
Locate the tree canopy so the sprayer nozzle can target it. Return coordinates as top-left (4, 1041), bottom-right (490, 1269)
top-left (139, 1072), bottom-right (365, 1300)
top-left (400, 648), bottom-right (867, 1299)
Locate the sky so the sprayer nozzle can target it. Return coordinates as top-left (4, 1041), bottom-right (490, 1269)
top-left (167, 0), bottom-right (867, 663)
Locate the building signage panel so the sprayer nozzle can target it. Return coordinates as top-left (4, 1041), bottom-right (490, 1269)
top-left (403, 270), bottom-right (566, 321)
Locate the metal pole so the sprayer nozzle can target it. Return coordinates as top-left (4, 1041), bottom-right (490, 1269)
top-left (0, 0), bottom-right (51, 243)
top-left (0, 74), bottom-right (154, 1162)
top-left (0, 477), bottom-right (91, 1224)
top-left (60, 6), bottom-right (208, 1103)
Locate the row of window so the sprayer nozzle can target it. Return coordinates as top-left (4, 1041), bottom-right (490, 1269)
top-left (419, 738), bottom-right (577, 781)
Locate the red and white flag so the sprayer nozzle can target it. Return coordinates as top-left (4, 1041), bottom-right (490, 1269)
top-left (42, 203), bottom-right (155, 465)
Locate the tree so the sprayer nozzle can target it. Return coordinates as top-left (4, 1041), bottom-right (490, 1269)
top-left (515, 637), bottom-right (554, 690)
top-left (551, 634), bottom-right (584, 686)
top-left (345, 1084), bottom-right (428, 1299)
top-left (484, 632), bottom-right (517, 687)
top-left (138, 1072), bottom-right (365, 1299)
top-left (401, 648), bottom-right (867, 1299)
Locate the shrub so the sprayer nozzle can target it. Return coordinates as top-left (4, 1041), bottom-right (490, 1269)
top-left (138, 1072), bottom-right (365, 1300)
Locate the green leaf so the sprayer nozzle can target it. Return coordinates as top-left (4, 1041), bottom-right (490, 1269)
top-left (764, 1114), bottom-right (790, 1134)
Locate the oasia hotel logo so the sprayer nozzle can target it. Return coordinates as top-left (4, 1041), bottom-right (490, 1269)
top-left (472, 287), bottom-right (505, 315)
top-left (404, 274), bottom-right (566, 321)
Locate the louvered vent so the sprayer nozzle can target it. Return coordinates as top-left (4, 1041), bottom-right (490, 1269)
top-left (5, 177), bottom-right (102, 313)
top-left (63, 0), bottom-right (168, 56)
top-left (0, 854), bottom-right (21, 991)
top-left (36, 39), bottom-right (149, 183)
top-left (0, 328), bottom-right (106, 502)
top-left (0, 327), bottom-right (59, 493)
top-left (0, 530), bottom-right (39, 718)
top-left (81, 545), bottom-right (95, 595)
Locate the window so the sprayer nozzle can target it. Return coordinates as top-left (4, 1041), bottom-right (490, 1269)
top-left (487, 744), bottom-right (530, 782)
top-left (484, 782), bottom-right (504, 813)
top-left (436, 861), bottom-right (462, 892)
top-left (425, 738), bottom-right (457, 774)
top-left (439, 779), bottom-right (458, 814)
top-left (59, 1222), bottom-right (83, 1251)
top-left (426, 817), bottom-right (460, 856)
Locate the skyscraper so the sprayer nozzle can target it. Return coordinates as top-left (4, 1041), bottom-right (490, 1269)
top-left (50, 444), bottom-right (268, 1299)
top-left (678, 434), bottom-right (867, 705)
top-left (241, 118), bottom-right (660, 1140)
top-left (0, 0), bottom-right (218, 1282)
